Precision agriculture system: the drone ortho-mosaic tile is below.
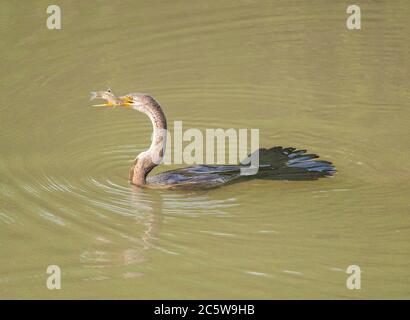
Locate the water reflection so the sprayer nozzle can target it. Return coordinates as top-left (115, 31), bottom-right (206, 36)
top-left (79, 183), bottom-right (238, 281)
top-left (79, 185), bottom-right (160, 280)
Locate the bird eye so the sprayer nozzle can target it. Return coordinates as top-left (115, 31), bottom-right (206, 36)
top-left (107, 88), bottom-right (111, 93)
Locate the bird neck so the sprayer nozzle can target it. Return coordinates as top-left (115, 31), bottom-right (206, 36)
top-left (130, 97), bottom-right (167, 186)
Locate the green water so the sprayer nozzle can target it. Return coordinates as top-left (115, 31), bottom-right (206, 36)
top-left (1, 0), bottom-right (409, 299)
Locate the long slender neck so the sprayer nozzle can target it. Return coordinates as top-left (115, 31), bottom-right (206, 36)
top-left (129, 96), bottom-right (167, 186)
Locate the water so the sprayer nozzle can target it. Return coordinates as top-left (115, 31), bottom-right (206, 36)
top-left (1, 0), bottom-right (409, 299)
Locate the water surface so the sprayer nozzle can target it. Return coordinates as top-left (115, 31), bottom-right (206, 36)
top-left (1, 0), bottom-right (409, 299)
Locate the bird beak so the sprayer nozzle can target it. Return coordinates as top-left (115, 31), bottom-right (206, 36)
top-left (117, 96), bottom-right (134, 107)
top-left (92, 103), bottom-right (114, 107)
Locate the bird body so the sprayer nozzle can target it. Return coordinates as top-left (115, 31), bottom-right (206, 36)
top-left (90, 89), bottom-right (335, 190)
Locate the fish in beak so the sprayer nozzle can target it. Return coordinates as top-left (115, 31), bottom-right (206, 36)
top-left (90, 88), bottom-right (119, 107)
top-left (90, 88), bottom-right (134, 107)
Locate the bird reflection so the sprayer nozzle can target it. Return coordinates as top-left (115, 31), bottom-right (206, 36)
top-left (79, 185), bottom-right (237, 281)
